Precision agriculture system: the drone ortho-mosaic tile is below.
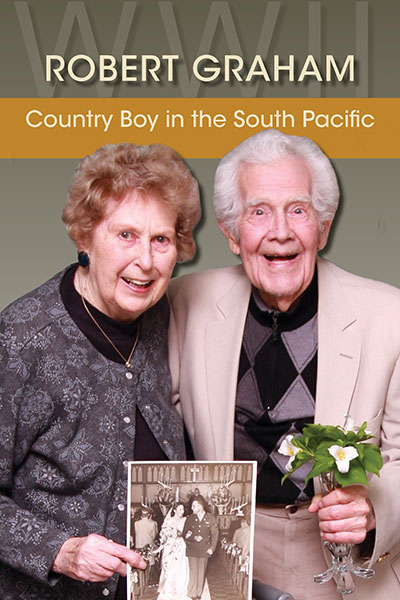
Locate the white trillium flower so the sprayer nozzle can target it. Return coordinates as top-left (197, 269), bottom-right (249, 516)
top-left (278, 435), bottom-right (301, 471)
top-left (328, 444), bottom-right (359, 473)
top-left (342, 414), bottom-right (356, 433)
top-left (342, 414), bottom-right (372, 436)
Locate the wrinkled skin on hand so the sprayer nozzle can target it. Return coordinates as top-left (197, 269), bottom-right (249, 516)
top-left (52, 533), bottom-right (147, 582)
top-left (308, 485), bottom-right (376, 544)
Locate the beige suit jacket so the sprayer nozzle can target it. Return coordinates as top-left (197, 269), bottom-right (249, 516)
top-left (168, 258), bottom-right (400, 595)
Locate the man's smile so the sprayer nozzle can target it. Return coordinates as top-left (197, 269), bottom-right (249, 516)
top-left (264, 253), bottom-right (299, 263)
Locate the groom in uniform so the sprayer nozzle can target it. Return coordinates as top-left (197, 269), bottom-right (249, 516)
top-left (183, 496), bottom-right (218, 599)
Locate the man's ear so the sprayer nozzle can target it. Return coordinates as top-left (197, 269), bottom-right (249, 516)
top-left (317, 220), bottom-right (332, 251)
top-left (218, 220), bottom-right (240, 255)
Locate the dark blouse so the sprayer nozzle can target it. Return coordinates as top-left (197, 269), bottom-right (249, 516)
top-left (61, 264), bottom-right (168, 462)
top-left (61, 265), bottom-right (167, 598)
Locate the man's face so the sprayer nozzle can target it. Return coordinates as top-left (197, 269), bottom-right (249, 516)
top-left (191, 500), bottom-right (202, 515)
top-left (223, 157), bottom-right (331, 311)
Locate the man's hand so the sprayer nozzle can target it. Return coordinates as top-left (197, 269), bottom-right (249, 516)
top-left (52, 534), bottom-right (147, 582)
top-left (308, 485), bottom-right (376, 544)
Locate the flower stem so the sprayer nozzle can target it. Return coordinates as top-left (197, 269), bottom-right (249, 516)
top-left (320, 471), bottom-right (338, 494)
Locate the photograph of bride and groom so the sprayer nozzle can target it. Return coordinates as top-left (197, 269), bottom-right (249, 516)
top-left (127, 461), bottom-right (256, 600)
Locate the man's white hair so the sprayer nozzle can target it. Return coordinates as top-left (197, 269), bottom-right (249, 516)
top-left (214, 129), bottom-right (340, 240)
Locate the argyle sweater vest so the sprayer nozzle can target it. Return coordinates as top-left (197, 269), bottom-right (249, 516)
top-left (234, 274), bottom-right (318, 504)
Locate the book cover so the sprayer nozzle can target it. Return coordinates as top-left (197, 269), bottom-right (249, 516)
top-left (0, 2), bottom-right (399, 599)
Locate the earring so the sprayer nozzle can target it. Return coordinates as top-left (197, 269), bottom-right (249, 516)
top-left (78, 251), bottom-right (90, 268)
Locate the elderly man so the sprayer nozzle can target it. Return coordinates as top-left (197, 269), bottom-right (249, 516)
top-left (168, 130), bottom-right (400, 599)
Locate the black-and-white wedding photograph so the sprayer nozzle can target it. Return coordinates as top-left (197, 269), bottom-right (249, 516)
top-left (127, 461), bottom-right (256, 600)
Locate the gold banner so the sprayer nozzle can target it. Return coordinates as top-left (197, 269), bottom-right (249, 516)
top-left (1, 98), bottom-right (398, 159)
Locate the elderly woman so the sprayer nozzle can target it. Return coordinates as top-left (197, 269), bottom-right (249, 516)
top-left (0, 143), bottom-right (200, 599)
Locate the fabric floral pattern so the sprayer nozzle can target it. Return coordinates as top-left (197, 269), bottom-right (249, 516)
top-left (0, 268), bottom-right (186, 599)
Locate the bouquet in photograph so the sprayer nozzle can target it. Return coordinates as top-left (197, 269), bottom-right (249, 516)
top-left (279, 415), bottom-right (383, 596)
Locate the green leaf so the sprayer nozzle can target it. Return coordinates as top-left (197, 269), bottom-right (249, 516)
top-left (325, 429), bottom-right (347, 442)
top-left (333, 458), bottom-right (369, 487)
top-left (316, 440), bottom-right (343, 452)
top-left (354, 422), bottom-right (375, 442)
top-left (305, 456), bottom-right (335, 485)
top-left (284, 455), bottom-right (311, 476)
top-left (359, 444), bottom-right (383, 475)
top-left (280, 454), bottom-right (311, 484)
top-left (300, 423), bottom-right (347, 452)
top-left (291, 438), bottom-right (313, 454)
top-left (291, 453), bottom-right (312, 468)
top-left (343, 430), bottom-right (357, 443)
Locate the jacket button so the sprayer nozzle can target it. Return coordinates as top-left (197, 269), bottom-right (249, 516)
top-left (377, 552), bottom-right (390, 563)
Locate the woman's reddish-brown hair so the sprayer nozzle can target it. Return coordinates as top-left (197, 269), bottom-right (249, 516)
top-left (62, 143), bottom-right (201, 262)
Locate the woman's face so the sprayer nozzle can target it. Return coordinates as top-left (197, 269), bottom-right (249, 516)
top-left (80, 191), bottom-right (177, 321)
top-left (176, 504), bottom-right (185, 517)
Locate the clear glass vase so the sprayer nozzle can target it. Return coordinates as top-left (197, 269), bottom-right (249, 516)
top-left (313, 472), bottom-right (375, 596)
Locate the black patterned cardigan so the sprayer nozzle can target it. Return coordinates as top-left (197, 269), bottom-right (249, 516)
top-left (0, 268), bottom-right (185, 600)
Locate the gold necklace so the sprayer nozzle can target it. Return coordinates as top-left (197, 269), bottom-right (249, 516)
top-left (81, 295), bottom-right (140, 368)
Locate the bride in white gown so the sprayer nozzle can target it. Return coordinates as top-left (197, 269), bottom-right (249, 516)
top-left (157, 502), bottom-right (189, 600)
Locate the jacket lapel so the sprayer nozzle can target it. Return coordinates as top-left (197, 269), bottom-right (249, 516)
top-left (205, 270), bottom-right (251, 459)
top-left (315, 259), bottom-right (361, 427)
top-left (200, 259), bottom-right (361, 457)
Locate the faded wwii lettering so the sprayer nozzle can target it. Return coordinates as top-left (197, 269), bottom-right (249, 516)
top-left (15, 1), bottom-right (369, 98)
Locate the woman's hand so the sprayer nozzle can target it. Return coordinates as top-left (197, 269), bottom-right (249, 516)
top-left (52, 533), bottom-right (147, 582)
top-left (308, 485), bottom-right (376, 544)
